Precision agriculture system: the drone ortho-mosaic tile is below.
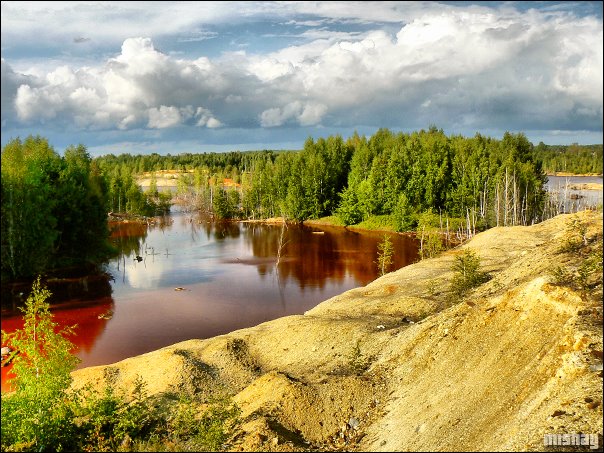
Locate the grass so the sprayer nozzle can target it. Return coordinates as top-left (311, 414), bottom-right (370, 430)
top-left (348, 215), bottom-right (397, 232)
top-left (304, 215), bottom-right (346, 227)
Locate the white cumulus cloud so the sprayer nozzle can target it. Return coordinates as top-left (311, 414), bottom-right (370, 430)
top-left (1, 2), bottom-right (602, 146)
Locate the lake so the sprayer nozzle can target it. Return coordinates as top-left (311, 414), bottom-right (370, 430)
top-left (546, 175), bottom-right (603, 212)
top-left (1, 211), bottom-right (419, 392)
top-left (3, 174), bottom-right (600, 392)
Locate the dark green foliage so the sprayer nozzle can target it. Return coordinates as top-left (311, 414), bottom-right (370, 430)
top-left (533, 143), bottom-right (603, 174)
top-left (1, 137), bottom-right (61, 279)
top-left (75, 376), bottom-right (161, 452)
top-left (449, 249), bottom-right (490, 298)
top-left (54, 145), bottom-right (113, 267)
top-left (1, 136), bottom-right (114, 280)
top-left (213, 187), bottom-right (235, 220)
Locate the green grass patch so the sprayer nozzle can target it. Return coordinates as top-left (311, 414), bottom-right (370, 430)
top-left (349, 215), bottom-right (396, 232)
top-left (304, 215), bottom-right (346, 227)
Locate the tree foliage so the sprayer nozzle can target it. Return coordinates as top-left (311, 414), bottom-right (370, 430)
top-left (1, 136), bottom-right (113, 281)
top-left (376, 235), bottom-right (394, 276)
top-left (92, 128), bottom-right (551, 232)
top-left (1, 277), bottom-right (80, 451)
top-left (533, 143), bottom-right (602, 175)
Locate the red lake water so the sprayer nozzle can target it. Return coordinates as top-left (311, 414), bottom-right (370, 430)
top-left (1, 211), bottom-right (419, 392)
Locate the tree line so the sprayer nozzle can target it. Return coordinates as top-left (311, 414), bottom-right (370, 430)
top-left (3, 128), bottom-right (600, 281)
top-left (97, 127), bottom-right (550, 230)
top-left (533, 143), bottom-right (602, 175)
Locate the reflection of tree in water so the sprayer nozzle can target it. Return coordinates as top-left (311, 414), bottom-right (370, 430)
top-left (195, 219), bottom-right (242, 242)
top-left (213, 221), bottom-right (241, 241)
top-left (109, 217), bottom-right (419, 293)
top-left (243, 224), bottom-right (420, 289)
top-left (109, 221), bottom-right (148, 258)
top-left (109, 215), bottom-right (178, 259)
top-left (278, 228), bottom-right (344, 290)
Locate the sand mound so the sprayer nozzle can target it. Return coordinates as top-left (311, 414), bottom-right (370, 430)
top-left (71, 211), bottom-right (603, 451)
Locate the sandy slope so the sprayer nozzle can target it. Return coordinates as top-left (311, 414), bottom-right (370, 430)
top-left (71, 211), bottom-right (603, 451)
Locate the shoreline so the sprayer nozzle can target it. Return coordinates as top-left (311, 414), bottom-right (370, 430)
top-left (546, 171), bottom-right (603, 177)
top-left (69, 210), bottom-right (604, 452)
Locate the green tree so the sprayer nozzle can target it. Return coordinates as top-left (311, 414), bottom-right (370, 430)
top-left (54, 144), bottom-right (112, 267)
top-left (213, 187), bottom-right (234, 220)
top-left (376, 234), bottom-right (395, 276)
top-left (1, 136), bottom-right (60, 280)
top-left (449, 249), bottom-right (490, 298)
top-left (1, 278), bottom-right (80, 451)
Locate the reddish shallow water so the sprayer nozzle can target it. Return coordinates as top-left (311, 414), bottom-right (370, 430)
top-left (1, 211), bottom-right (419, 392)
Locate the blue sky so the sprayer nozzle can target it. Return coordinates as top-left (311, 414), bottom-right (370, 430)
top-left (1, 1), bottom-right (602, 157)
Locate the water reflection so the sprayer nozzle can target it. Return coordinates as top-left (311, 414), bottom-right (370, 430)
top-left (546, 175), bottom-right (603, 213)
top-left (2, 211), bottom-right (419, 393)
top-left (109, 215), bottom-right (419, 291)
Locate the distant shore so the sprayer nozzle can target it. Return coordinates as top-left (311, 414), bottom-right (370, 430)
top-left (546, 171), bottom-right (603, 177)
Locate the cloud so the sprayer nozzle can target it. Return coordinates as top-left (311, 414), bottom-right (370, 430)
top-left (177, 30), bottom-right (219, 43)
top-left (260, 101), bottom-right (327, 127)
top-left (8, 38), bottom-right (225, 131)
top-left (1, 58), bottom-right (35, 126)
top-left (1, 2), bottom-right (602, 145)
top-left (147, 106), bottom-right (183, 129)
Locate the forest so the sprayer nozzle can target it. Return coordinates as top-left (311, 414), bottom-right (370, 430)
top-left (98, 127), bottom-right (550, 229)
top-left (2, 128), bottom-right (602, 282)
top-left (533, 142), bottom-right (603, 174)
top-left (1, 136), bottom-right (113, 282)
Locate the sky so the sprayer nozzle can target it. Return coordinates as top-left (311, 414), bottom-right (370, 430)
top-left (1, 1), bottom-right (602, 157)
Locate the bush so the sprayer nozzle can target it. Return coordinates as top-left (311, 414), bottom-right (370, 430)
top-left (1, 279), bottom-right (241, 452)
top-left (75, 376), bottom-right (159, 452)
top-left (449, 249), bottom-right (490, 298)
top-left (165, 394), bottom-right (241, 451)
top-left (558, 215), bottom-right (589, 253)
top-left (346, 340), bottom-right (370, 375)
top-left (1, 277), bottom-right (80, 452)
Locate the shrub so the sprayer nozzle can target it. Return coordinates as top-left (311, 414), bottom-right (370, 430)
top-left (375, 234), bottom-right (394, 276)
top-left (165, 395), bottom-right (241, 451)
top-left (449, 249), bottom-right (490, 298)
top-left (1, 279), bottom-right (241, 452)
top-left (1, 277), bottom-right (80, 452)
top-left (346, 340), bottom-right (370, 375)
top-left (558, 215), bottom-right (589, 253)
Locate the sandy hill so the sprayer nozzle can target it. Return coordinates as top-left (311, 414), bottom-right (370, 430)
top-left (72, 211), bottom-right (603, 451)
